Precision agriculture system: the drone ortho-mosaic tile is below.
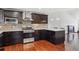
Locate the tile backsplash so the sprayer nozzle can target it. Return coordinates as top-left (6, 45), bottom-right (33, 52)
top-left (0, 24), bottom-right (22, 31)
top-left (32, 24), bottom-right (48, 29)
top-left (0, 23), bottom-right (48, 31)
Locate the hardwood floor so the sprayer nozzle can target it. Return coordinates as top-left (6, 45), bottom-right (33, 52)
top-left (0, 40), bottom-right (65, 51)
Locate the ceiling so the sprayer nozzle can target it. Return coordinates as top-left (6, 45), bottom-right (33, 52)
top-left (2, 8), bottom-right (77, 15)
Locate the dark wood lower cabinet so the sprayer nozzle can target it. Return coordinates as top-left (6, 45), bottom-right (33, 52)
top-left (2, 31), bottom-right (23, 46)
top-left (34, 30), bottom-right (47, 41)
top-left (34, 30), bottom-right (40, 41)
top-left (39, 30), bottom-right (47, 39)
top-left (46, 30), bottom-right (55, 42)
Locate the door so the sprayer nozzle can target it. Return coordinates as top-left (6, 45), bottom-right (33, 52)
top-left (67, 25), bottom-right (75, 33)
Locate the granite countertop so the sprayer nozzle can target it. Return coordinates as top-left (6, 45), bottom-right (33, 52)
top-left (33, 28), bottom-right (65, 31)
top-left (0, 28), bottom-right (22, 34)
top-left (47, 28), bottom-right (65, 31)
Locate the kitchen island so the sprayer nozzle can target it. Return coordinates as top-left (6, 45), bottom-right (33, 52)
top-left (34, 28), bottom-right (65, 44)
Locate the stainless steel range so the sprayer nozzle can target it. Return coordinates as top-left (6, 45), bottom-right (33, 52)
top-left (23, 27), bottom-right (34, 43)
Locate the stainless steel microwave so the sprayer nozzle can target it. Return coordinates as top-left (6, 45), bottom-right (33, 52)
top-left (5, 17), bottom-right (18, 24)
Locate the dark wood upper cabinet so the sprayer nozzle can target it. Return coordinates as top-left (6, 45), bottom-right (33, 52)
top-left (31, 13), bottom-right (48, 24)
top-left (4, 11), bottom-right (22, 18)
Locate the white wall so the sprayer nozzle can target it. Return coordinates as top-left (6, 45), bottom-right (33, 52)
top-left (48, 10), bottom-right (79, 33)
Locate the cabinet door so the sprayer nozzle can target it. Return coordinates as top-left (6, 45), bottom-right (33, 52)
top-left (40, 15), bottom-right (48, 23)
top-left (31, 13), bottom-right (40, 23)
top-left (39, 30), bottom-right (47, 40)
top-left (34, 30), bottom-right (40, 41)
top-left (47, 31), bottom-right (55, 43)
top-left (11, 31), bottom-right (23, 44)
top-left (34, 30), bottom-right (48, 41)
top-left (0, 10), bottom-right (4, 23)
top-left (2, 32), bottom-right (12, 46)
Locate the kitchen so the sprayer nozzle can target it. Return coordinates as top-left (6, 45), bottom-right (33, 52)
top-left (0, 0), bottom-right (78, 59)
top-left (0, 8), bottom-right (70, 51)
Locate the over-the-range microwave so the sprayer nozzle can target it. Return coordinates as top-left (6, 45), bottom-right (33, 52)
top-left (5, 17), bottom-right (18, 24)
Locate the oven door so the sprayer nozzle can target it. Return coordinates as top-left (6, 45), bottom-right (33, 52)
top-left (23, 32), bottom-right (34, 43)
